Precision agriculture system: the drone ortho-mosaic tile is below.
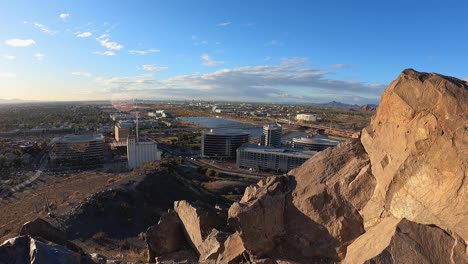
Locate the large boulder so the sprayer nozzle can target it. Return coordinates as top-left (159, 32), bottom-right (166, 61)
top-left (145, 210), bottom-right (187, 263)
top-left (19, 218), bottom-right (84, 255)
top-left (360, 69), bottom-right (468, 239)
top-left (216, 232), bottom-right (249, 264)
top-left (174, 200), bottom-right (225, 255)
top-left (343, 217), bottom-right (468, 264)
top-left (228, 175), bottom-right (289, 257)
top-left (0, 235), bottom-right (83, 264)
top-left (283, 138), bottom-right (374, 261)
top-left (198, 229), bottom-right (229, 262)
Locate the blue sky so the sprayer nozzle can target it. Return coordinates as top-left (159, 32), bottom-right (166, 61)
top-left (0, 0), bottom-right (467, 104)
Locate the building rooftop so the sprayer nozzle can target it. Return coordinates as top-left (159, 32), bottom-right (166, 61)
top-left (205, 128), bottom-right (250, 136)
top-left (263, 123), bottom-right (282, 130)
top-left (293, 134), bottom-right (343, 146)
top-left (238, 144), bottom-right (316, 158)
top-left (52, 134), bottom-right (104, 143)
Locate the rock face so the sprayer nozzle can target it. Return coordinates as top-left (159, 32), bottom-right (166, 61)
top-left (228, 175), bottom-right (289, 257)
top-left (0, 235), bottom-right (83, 264)
top-left (343, 217), bottom-right (468, 264)
top-left (360, 69), bottom-right (468, 239)
top-left (145, 210), bottom-right (187, 262)
top-left (145, 69), bottom-right (468, 263)
top-left (19, 218), bottom-right (84, 255)
top-left (174, 200), bottom-right (225, 255)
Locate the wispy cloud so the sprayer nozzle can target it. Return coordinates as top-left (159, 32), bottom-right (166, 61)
top-left (34, 53), bottom-right (45, 61)
top-left (5, 39), bottom-right (35, 47)
top-left (217, 21), bottom-right (231, 27)
top-left (142, 65), bottom-right (168, 71)
top-left (33, 22), bottom-right (57, 35)
top-left (59, 13), bottom-right (70, 21)
top-left (266, 40), bottom-right (282, 46)
top-left (96, 34), bottom-right (123, 51)
top-left (0, 72), bottom-right (16, 78)
top-left (129, 49), bottom-right (160, 55)
top-left (72, 72), bottom-right (92, 77)
top-left (76, 32), bottom-right (92, 38)
top-left (3, 55), bottom-right (15, 60)
top-left (94, 51), bottom-right (116, 56)
top-left (331, 64), bottom-right (351, 69)
top-left (201, 54), bottom-right (224, 67)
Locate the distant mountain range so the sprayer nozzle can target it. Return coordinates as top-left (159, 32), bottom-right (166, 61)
top-left (303, 101), bottom-right (378, 108)
top-left (0, 98), bottom-right (33, 104)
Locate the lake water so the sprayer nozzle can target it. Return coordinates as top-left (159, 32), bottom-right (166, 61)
top-left (179, 117), bottom-right (263, 139)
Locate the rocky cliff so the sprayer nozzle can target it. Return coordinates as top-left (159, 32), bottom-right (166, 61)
top-left (146, 69), bottom-right (467, 263)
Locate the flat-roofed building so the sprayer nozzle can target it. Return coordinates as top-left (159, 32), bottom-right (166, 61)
top-left (201, 129), bottom-right (249, 159)
top-left (292, 134), bottom-right (342, 151)
top-left (296, 113), bottom-right (317, 122)
top-left (115, 122), bottom-right (133, 142)
top-left (236, 145), bottom-right (316, 172)
top-left (127, 136), bottom-right (162, 169)
top-left (50, 134), bottom-right (105, 167)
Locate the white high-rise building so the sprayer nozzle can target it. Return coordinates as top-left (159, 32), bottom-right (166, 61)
top-left (127, 136), bottom-right (162, 169)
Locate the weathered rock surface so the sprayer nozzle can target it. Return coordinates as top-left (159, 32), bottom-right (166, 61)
top-left (216, 232), bottom-right (249, 264)
top-left (174, 200), bottom-right (225, 255)
top-left (20, 218), bottom-right (84, 255)
top-left (0, 235), bottom-right (83, 264)
top-left (284, 138), bottom-right (374, 261)
top-left (343, 217), bottom-right (468, 264)
top-left (228, 175), bottom-right (289, 257)
top-left (360, 69), bottom-right (468, 239)
top-left (145, 210), bottom-right (187, 263)
top-left (198, 229), bottom-right (229, 262)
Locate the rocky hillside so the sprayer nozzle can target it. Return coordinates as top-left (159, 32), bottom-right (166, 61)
top-left (1, 69), bottom-right (466, 263)
top-left (144, 69), bottom-right (467, 263)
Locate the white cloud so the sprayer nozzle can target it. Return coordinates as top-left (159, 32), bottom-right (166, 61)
top-left (59, 13), bottom-right (70, 21)
top-left (96, 34), bottom-right (123, 50)
top-left (201, 54), bottom-right (224, 67)
top-left (129, 49), bottom-right (160, 55)
top-left (94, 51), bottom-right (116, 56)
top-left (0, 72), bottom-right (16, 78)
top-left (76, 32), bottom-right (92, 38)
top-left (217, 22), bottom-right (231, 27)
top-left (3, 55), bottom-right (15, 60)
top-left (142, 65), bottom-right (168, 71)
top-left (72, 72), bottom-right (92, 77)
top-left (331, 64), bottom-right (351, 69)
top-left (34, 53), bottom-right (45, 61)
top-left (33, 22), bottom-right (57, 35)
top-left (5, 39), bottom-right (35, 47)
top-left (266, 40), bottom-right (282, 46)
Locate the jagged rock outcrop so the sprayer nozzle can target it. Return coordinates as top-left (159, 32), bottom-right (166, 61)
top-left (343, 217), bottom-right (468, 264)
top-left (198, 229), bottom-right (229, 262)
top-left (174, 200), bottom-right (226, 256)
top-left (0, 235), bottom-right (84, 264)
top-left (20, 218), bottom-right (84, 255)
top-left (145, 210), bottom-right (187, 263)
top-left (360, 69), bottom-right (468, 239)
top-left (228, 175), bottom-right (289, 257)
top-left (145, 69), bottom-right (468, 263)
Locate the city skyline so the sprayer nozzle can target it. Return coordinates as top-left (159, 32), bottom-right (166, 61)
top-left (1, 0), bottom-right (467, 104)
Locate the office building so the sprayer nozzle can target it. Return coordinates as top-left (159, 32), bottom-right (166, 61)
top-left (261, 124), bottom-right (282, 147)
top-left (115, 121), bottom-right (133, 142)
top-left (292, 134), bottom-right (342, 151)
top-left (296, 113), bottom-right (317, 122)
top-left (201, 129), bottom-right (249, 159)
top-left (50, 134), bottom-right (105, 167)
top-left (127, 136), bottom-right (162, 169)
top-left (236, 145), bottom-right (316, 172)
